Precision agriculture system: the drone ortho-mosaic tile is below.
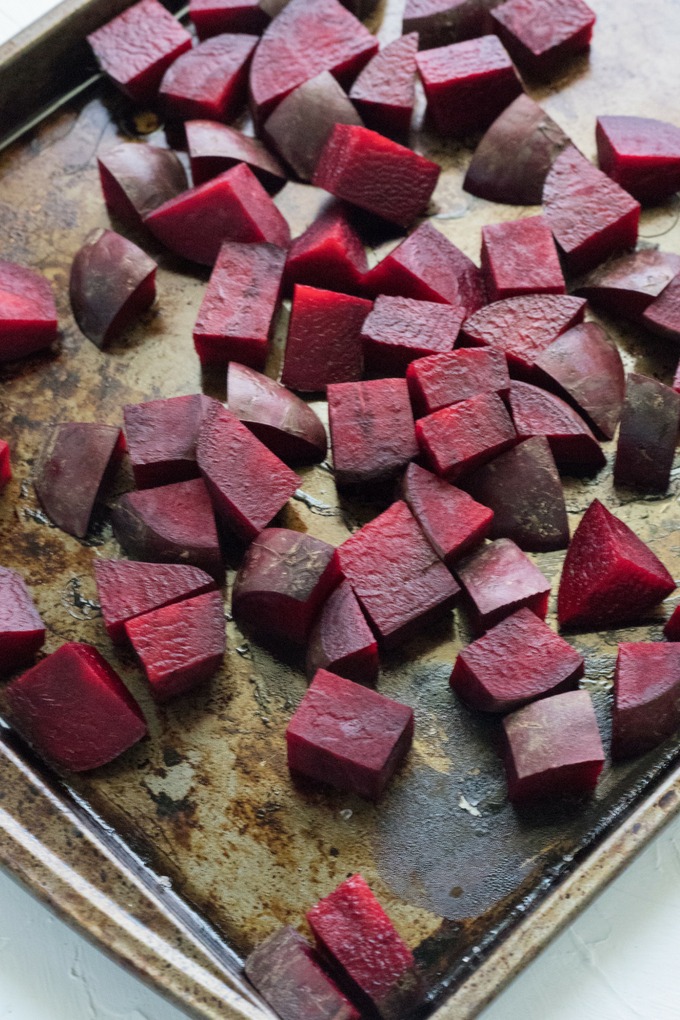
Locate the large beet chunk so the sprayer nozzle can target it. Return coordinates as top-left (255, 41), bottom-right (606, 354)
top-left (612, 643), bottom-right (680, 760)
top-left (97, 143), bottom-right (189, 232)
top-left (0, 260), bottom-right (58, 362)
top-left (123, 393), bottom-right (218, 488)
top-left (507, 380), bottom-right (605, 472)
top-left (416, 391), bottom-right (516, 480)
top-left (402, 0), bottom-right (492, 50)
top-left (306, 581), bottom-right (378, 685)
top-left (490, 0), bottom-right (596, 79)
top-left (186, 120), bottom-right (286, 192)
top-left (349, 33), bottom-right (419, 139)
top-left (0, 567), bottom-right (45, 675)
top-left (406, 347), bottom-right (510, 417)
top-left (189, 0), bottom-right (269, 38)
top-left (455, 537), bottom-right (551, 631)
top-left (575, 248), bottom-right (680, 320)
top-left (596, 115), bottom-right (680, 205)
top-left (361, 295), bottom-right (464, 375)
top-left (640, 272), bottom-right (680, 343)
top-left (481, 215), bottom-right (565, 301)
top-left (614, 373), bottom-right (680, 493)
top-left (283, 204), bottom-right (367, 296)
top-left (159, 33), bottom-right (257, 123)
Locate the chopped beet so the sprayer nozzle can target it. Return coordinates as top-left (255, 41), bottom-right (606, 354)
top-left (283, 204), bottom-right (368, 296)
top-left (87, 0), bottom-right (192, 105)
top-left (490, 0), bottom-right (595, 79)
top-left (34, 423), bottom-right (124, 539)
top-left (349, 33), bottom-right (419, 139)
top-left (614, 373), bottom-right (680, 493)
top-left (416, 391), bottom-right (516, 481)
top-left (454, 537), bottom-right (551, 631)
top-left (189, 0), bottom-right (269, 38)
top-left (0, 440), bottom-right (10, 491)
top-left (313, 124), bottom-right (440, 229)
top-left (664, 606), bottom-right (680, 640)
top-left (612, 643), bottom-right (680, 759)
top-left (361, 295), bottom-right (464, 375)
top-left (227, 362), bottom-right (327, 464)
top-left (186, 120), bottom-right (286, 191)
top-left (327, 378), bottom-right (418, 488)
top-left (197, 405), bottom-right (301, 541)
top-left (192, 240), bottom-right (286, 369)
top-left (123, 393), bottom-right (218, 489)
top-left (6, 643), bottom-right (147, 772)
top-left (557, 499), bottom-right (675, 630)
top-left (69, 229), bottom-right (156, 348)
top-left (287, 670), bottom-right (414, 801)
top-left (0, 567), bottom-right (45, 675)
top-left (596, 115), bottom-right (680, 205)
top-left (451, 607), bottom-right (583, 712)
top-left (97, 143), bottom-right (189, 232)
top-left (542, 146), bottom-right (641, 275)
top-left (0, 260), bottom-right (58, 362)
top-left (112, 477), bottom-right (223, 582)
top-left (507, 380), bottom-right (605, 472)
top-left (281, 285), bottom-right (372, 391)
top-left (481, 215), bottom-right (565, 301)
top-left (232, 528), bottom-right (337, 646)
top-left (159, 33), bottom-right (257, 123)
top-left (306, 581), bottom-right (379, 685)
top-left (641, 272), bottom-right (680, 343)
top-left (502, 690), bottom-right (604, 803)
top-left (406, 348), bottom-right (510, 417)
top-left (144, 163), bottom-right (290, 266)
top-left (332, 500), bottom-right (459, 647)
top-left (402, 0), bottom-right (492, 50)
top-left (575, 249), bottom-right (680, 320)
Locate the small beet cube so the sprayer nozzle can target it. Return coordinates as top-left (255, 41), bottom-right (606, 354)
top-left (481, 215), bottom-right (565, 301)
top-left (189, 0), bottom-right (269, 38)
top-left (401, 462), bottom-right (493, 565)
top-left (557, 499), bottom-right (675, 630)
top-left (596, 116), bottom-right (680, 206)
top-left (612, 643), bottom-right (680, 760)
top-left (502, 690), bottom-right (604, 803)
top-left (490, 0), bottom-right (595, 79)
top-left (641, 272), bottom-right (680, 343)
top-left (664, 606), bottom-right (680, 640)
top-left (159, 33), bottom-right (257, 123)
top-left (575, 249), bottom-right (680, 320)
top-left (287, 670), bottom-right (414, 800)
top-left (0, 260), bottom-right (58, 363)
top-left (416, 392), bottom-right (516, 481)
top-left (283, 204), bottom-right (368, 296)
top-left (0, 567), bottom-right (45, 675)
top-left (0, 439), bottom-right (10, 491)
top-left (123, 393), bottom-right (218, 488)
top-left (349, 33), bottom-right (419, 139)
top-left (507, 380), bottom-right (605, 472)
top-left (306, 581), bottom-right (379, 685)
top-left (455, 537), bottom-right (551, 631)
top-left (402, 0), bottom-right (491, 50)
top-left (186, 120), bottom-right (286, 191)
top-left (361, 295), bottom-right (464, 375)
top-left (451, 607), bottom-right (583, 713)
top-left (87, 0), bottom-right (192, 105)
top-left (6, 643), bottom-right (147, 772)
top-left (406, 348), bottom-right (510, 418)
top-left (614, 373), bottom-right (680, 493)
top-left (97, 143), bottom-right (188, 233)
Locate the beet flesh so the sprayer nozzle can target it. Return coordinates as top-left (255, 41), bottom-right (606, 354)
top-left (283, 204), bottom-right (368, 296)
top-left (664, 606), bottom-right (680, 640)
top-left (123, 393), bottom-right (218, 488)
top-left (97, 143), bottom-right (189, 232)
top-left (0, 440), bottom-right (10, 491)
top-left (612, 643), bottom-right (680, 759)
top-left (490, 0), bottom-right (596, 79)
top-left (641, 272), bottom-right (680, 343)
top-left (402, 0), bottom-right (493, 50)
top-left (596, 115), bottom-right (680, 205)
top-left (454, 537), bottom-right (551, 631)
top-left (416, 391), bottom-right (517, 481)
top-left (349, 33), bottom-right (419, 139)
top-left (361, 295), bottom-right (464, 375)
top-left (0, 567), bottom-right (45, 675)
top-left (186, 120), bottom-right (286, 192)
top-left (575, 248), bottom-right (680, 320)
top-left (507, 380), bottom-right (605, 472)
top-left (481, 215), bottom-right (565, 301)
top-left (189, 0), bottom-right (269, 38)
top-left (306, 580), bottom-right (379, 685)
top-left (406, 347), bottom-right (510, 417)
top-left (159, 33), bottom-right (257, 123)
top-left (613, 373), bottom-right (680, 493)
top-left (0, 260), bottom-right (58, 362)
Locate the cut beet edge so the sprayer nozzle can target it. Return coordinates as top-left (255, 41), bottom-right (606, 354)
top-left (123, 393), bottom-right (220, 488)
top-left (0, 567), bottom-right (45, 675)
top-left (306, 580), bottom-right (379, 685)
top-left (0, 260), bottom-right (58, 363)
top-left (612, 643), bottom-right (680, 759)
top-left (455, 537), bottom-right (551, 632)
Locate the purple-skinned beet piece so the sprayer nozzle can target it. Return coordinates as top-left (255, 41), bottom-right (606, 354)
top-left (454, 537), bottom-right (551, 632)
top-left (612, 643), bottom-right (680, 759)
top-left (306, 581), bottom-right (379, 685)
top-left (186, 120), bottom-right (286, 191)
top-left (159, 33), bottom-right (257, 123)
top-left (402, 0), bottom-right (495, 49)
top-left (481, 215), bottom-right (565, 301)
top-left (123, 394), bottom-right (219, 489)
top-left (416, 391), bottom-right (516, 481)
top-left (614, 373), bottom-right (680, 493)
top-left (0, 568), bottom-right (45, 675)
top-left (490, 0), bottom-right (596, 79)
top-left (189, 0), bottom-right (269, 39)
top-left (0, 440), bottom-right (9, 491)
top-left (596, 115), bottom-right (680, 205)
top-left (97, 143), bottom-right (188, 232)
top-left (507, 381), bottom-right (605, 472)
top-left (407, 348), bottom-right (510, 418)
top-left (0, 260), bottom-right (58, 362)
top-left (665, 606), bottom-right (680, 640)
top-left (283, 204), bottom-right (368, 296)
top-left (575, 249), bottom-right (680, 320)
top-left (361, 295), bottom-right (464, 375)
top-left (349, 33), bottom-right (419, 139)
top-left (641, 273), bottom-right (680, 343)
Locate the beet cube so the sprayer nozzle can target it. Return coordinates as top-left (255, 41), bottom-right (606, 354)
top-left (159, 33), bottom-right (257, 123)
top-left (612, 643), bottom-right (680, 760)
top-left (400, 462), bottom-right (493, 565)
top-left (6, 643), bottom-right (147, 772)
top-left (349, 33), bottom-right (419, 139)
top-left (557, 499), bottom-right (675, 630)
top-left (502, 690), bottom-right (604, 803)
top-left (406, 348), bottom-right (510, 417)
top-left (186, 120), bottom-right (286, 192)
top-left (0, 260), bottom-right (58, 362)
top-left (641, 272), bottom-right (680, 343)
top-left (0, 440), bottom-right (10, 491)
top-left (306, 581), bottom-right (379, 685)
top-left (490, 0), bottom-right (595, 79)
top-left (283, 204), bottom-right (368, 296)
top-left (402, 0), bottom-right (492, 50)
top-left (481, 215), bottom-right (565, 301)
top-left (455, 537), bottom-right (551, 631)
top-left (189, 0), bottom-right (269, 39)
top-left (97, 143), bottom-right (189, 233)
top-left (614, 373), bottom-right (680, 493)
top-left (575, 248), bottom-right (680, 320)
top-left (87, 0), bottom-right (192, 105)
top-left (0, 568), bottom-right (45, 675)
top-left (123, 393), bottom-right (218, 488)
top-left (361, 295), bottom-right (464, 375)
top-left (664, 606), bottom-right (680, 640)
top-left (596, 115), bottom-right (680, 206)
top-left (287, 669), bottom-right (414, 800)
top-left (507, 380), bottom-right (605, 472)
top-left (416, 392), bottom-right (516, 481)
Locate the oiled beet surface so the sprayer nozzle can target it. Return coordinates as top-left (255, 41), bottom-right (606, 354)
top-left (0, 259), bottom-right (58, 362)
top-left (612, 643), bottom-right (680, 759)
top-left (0, 567), bottom-right (45, 674)
top-left (575, 248), bottom-right (680, 319)
top-left (361, 295), bottom-right (464, 375)
top-left (491, 0), bottom-right (596, 78)
top-left (283, 204), bottom-right (368, 296)
top-left (406, 347), bottom-right (510, 417)
top-left (159, 33), bottom-right (258, 123)
top-left (481, 215), bottom-right (565, 301)
top-left (613, 373), bottom-right (680, 493)
top-left (123, 393), bottom-right (218, 488)
top-left (186, 120), bottom-right (286, 191)
top-left (455, 537), bottom-right (551, 631)
top-left (416, 391), bottom-right (516, 480)
top-left (349, 33), bottom-right (419, 138)
top-left (97, 143), bottom-right (188, 231)
top-left (306, 580), bottom-right (379, 685)
top-left (596, 115), bottom-right (680, 204)
top-left (507, 380), bottom-right (605, 471)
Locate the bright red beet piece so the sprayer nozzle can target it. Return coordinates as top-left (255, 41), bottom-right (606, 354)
top-left (481, 215), bottom-right (564, 301)
top-left (97, 143), bottom-right (188, 232)
top-left (283, 204), bottom-right (368, 296)
top-left (159, 33), bottom-right (257, 123)
top-left (416, 392), bottom-right (516, 481)
top-left (596, 116), bottom-right (680, 205)
top-left (557, 499), bottom-right (675, 630)
top-left (455, 537), bottom-right (551, 631)
top-left (612, 643), bottom-right (680, 759)
top-left (575, 249), bottom-right (680, 320)
top-left (192, 240), bottom-right (286, 369)
top-left (502, 690), bottom-right (604, 803)
top-left (507, 380), bottom-right (605, 472)
top-left (281, 286), bottom-right (372, 392)
top-left (490, 0), bottom-right (595, 78)
top-left (144, 163), bottom-right (290, 266)
top-left (186, 120), bottom-right (286, 191)
top-left (307, 874), bottom-right (422, 1017)
top-left (306, 581), bottom-right (378, 685)
top-left (361, 295), bottom-right (464, 375)
top-left (664, 606), bottom-right (680, 640)
top-left (123, 393), bottom-right (218, 488)
top-left (0, 260), bottom-right (58, 362)
top-left (0, 568), bottom-right (45, 675)
top-left (641, 273), bottom-right (680, 343)
top-left (332, 500), bottom-right (459, 647)
top-left (0, 440), bottom-right (10, 491)
top-left (542, 146), bottom-right (641, 275)
top-left (34, 423), bottom-right (124, 539)
top-left (400, 462), bottom-right (493, 565)
top-left (87, 0), bottom-right (192, 105)
top-left (6, 643), bottom-right (147, 772)
top-left (189, 0), bottom-right (269, 38)
top-left (349, 33), bottom-right (419, 139)
top-left (328, 378), bottom-right (418, 488)
top-left (614, 373), bottom-right (680, 493)
top-left (402, 0), bottom-right (492, 50)
top-left (313, 124), bottom-right (440, 229)
top-left (417, 35), bottom-right (522, 137)
top-left (406, 348), bottom-right (510, 417)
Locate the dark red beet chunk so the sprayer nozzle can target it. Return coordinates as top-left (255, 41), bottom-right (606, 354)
top-left (557, 499), bottom-right (675, 630)
top-left (283, 204), bottom-right (368, 296)
top-left (641, 272), bottom-right (680, 343)
top-left (507, 381), bottom-right (605, 472)
top-left (281, 286), bottom-right (372, 392)
top-left (332, 500), bottom-right (459, 647)
top-left (406, 348), bottom-right (510, 417)
top-left (664, 606), bottom-right (680, 640)
top-left (490, 0), bottom-right (595, 79)
top-left (6, 643), bottom-right (147, 772)
top-left (189, 0), bottom-right (269, 38)
top-left (596, 116), bottom-right (680, 205)
top-left (400, 462), bottom-right (493, 565)
top-left (123, 393), bottom-right (218, 489)
top-left (502, 690), bottom-right (604, 803)
top-left (87, 0), bottom-right (192, 105)
top-left (575, 249), bottom-right (680, 320)
top-left (34, 423), bottom-right (125, 539)
top-left (313, 124), bottom-right (440, 229)
top-left (543, 146), bottom-right (641, 275)
top-left (328, 378), bottom-right (418, 488)
top-left (307, 874), bottom-right (422, 1018)
top-left (349, 33), bottom-right (419, 139)
top-left (481, 215), bottom-right (565, 301)
top-left (192, 241), bottom-right (286, 369)
top-left (612, 643), bottom-right (680, 759)
top-left (614, 373), bottom-right (680, 493)
top-left (97, 143), bottom-right (188, 232)
top-left (306, 581), bottom-right (378, 685)
top-left (455, 537), bottom-right (551, 631)
top-left (416, 392), bottom-right (516, 481)
top-left (0, 440), bottom-right (10, 491)
top-left (361, 295), bottom-right (463, 375)
top-left (402, 0), bottom-right (493, 50)
top-left (186, 120), bottom-right (286, 191)
top-left (0, 568), bottom-right (45, 675)
top-left (0, 260), bottom-right (58, 362)
top-left (159, 33), bottom-right (257, 123)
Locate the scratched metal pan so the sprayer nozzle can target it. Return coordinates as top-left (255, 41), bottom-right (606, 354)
top-left (1, 0), bottom-right (680, 1017)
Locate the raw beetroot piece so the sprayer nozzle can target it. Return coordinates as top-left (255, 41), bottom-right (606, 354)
top-left (507, 381), bottom-right (605, 472)
top-left (361, 295), bottom-right (464, 375)
top-left (111, 477), bottom-right (223, 582)
top-left (611, 643), bottom-right (680, 759)
top-left (192, 240), bottom-right (286, 369)
top-left (197, 405), bottom-right (301, 541)
top-left (34, 423), bottom-right (124, 539)
top-left (463, 436), bottom-right (569, 552)
top-left (189, 0), bottom-right (269, 39)
top-left (406, 348), bottom-right (510, 417)
top-left (0, 567), bottom-right (45, 675)
top-left (614, 373), bottom-right (680, 493)
top-left (596, 116), bottom-right (680, 206)
top-left (6, 643), bottom-right (147, 772)
top-left (69, 229), bottom-right (156, 349)
top-left (454, 537), bottom-right (551, 631)
top-left (87, 0), bottom-right (192, 105)
top-left (227, 362), bottom-right (327, 464)
top-left (480, 215), bottom-right (565, 301)
top-left (245, 926), bottom-right (361, 1020)
top-left (159, 34), bottom-right (258, 123)
top-left (542, 146), bottom-right (641, 276)
top-left (416, 35), bottom-right (523, 137)
top-left (349, 33), bottom-right (419, 139)
top-left (502, 690), bottom-right (604, 803)
top-left (451, 607), bottom-right (584, 712)
top-left (281, 285), bottom-right (372, 392)
top-left (400, 462), bottom-right (493, 565)
top-left (232, 529), bottom-right (337, 646)
top-left (123, 393), bottom-right (219, 489)
top-left (557, 499), bottom-right (675, 630)
top-left (664, 606), bottom-right (680, 640)
top-left (283, 204), bottom-right (368, 296)
top-left (575, 249), bottom-right (680, 320)
top-left (144, 163), bottom-right (290, 266)
top-left (306, 874), bottom-right (422, 1018)
top-left (287, 671), bottom-right (414, 800)
top-left (402, 0), bottom-right (493, 50)
top-left (0, 439), bottom-right (10, 491)
top-left (416, 392), bottom-right (516, 481)
top-left (306, 581), bottom-right (378, 685)
top-left (327, 379), bottom-right (418, 488)
top-left (641, 273), bottom-right (680, 343)
top-left (97, 143), bottom-right (188, 233)
top-left (186, 120), bottom-right (286, 192)
top-left (0, 260), bottom-right (58, 362)
top-left (313, 124), bottom-right (440, 229)
top-left (490, 0), bottom-right (595, 79)
top-left (125, 590), bottom-right (225, 702)
top-left (332, 500), bottom-right (459, 647)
